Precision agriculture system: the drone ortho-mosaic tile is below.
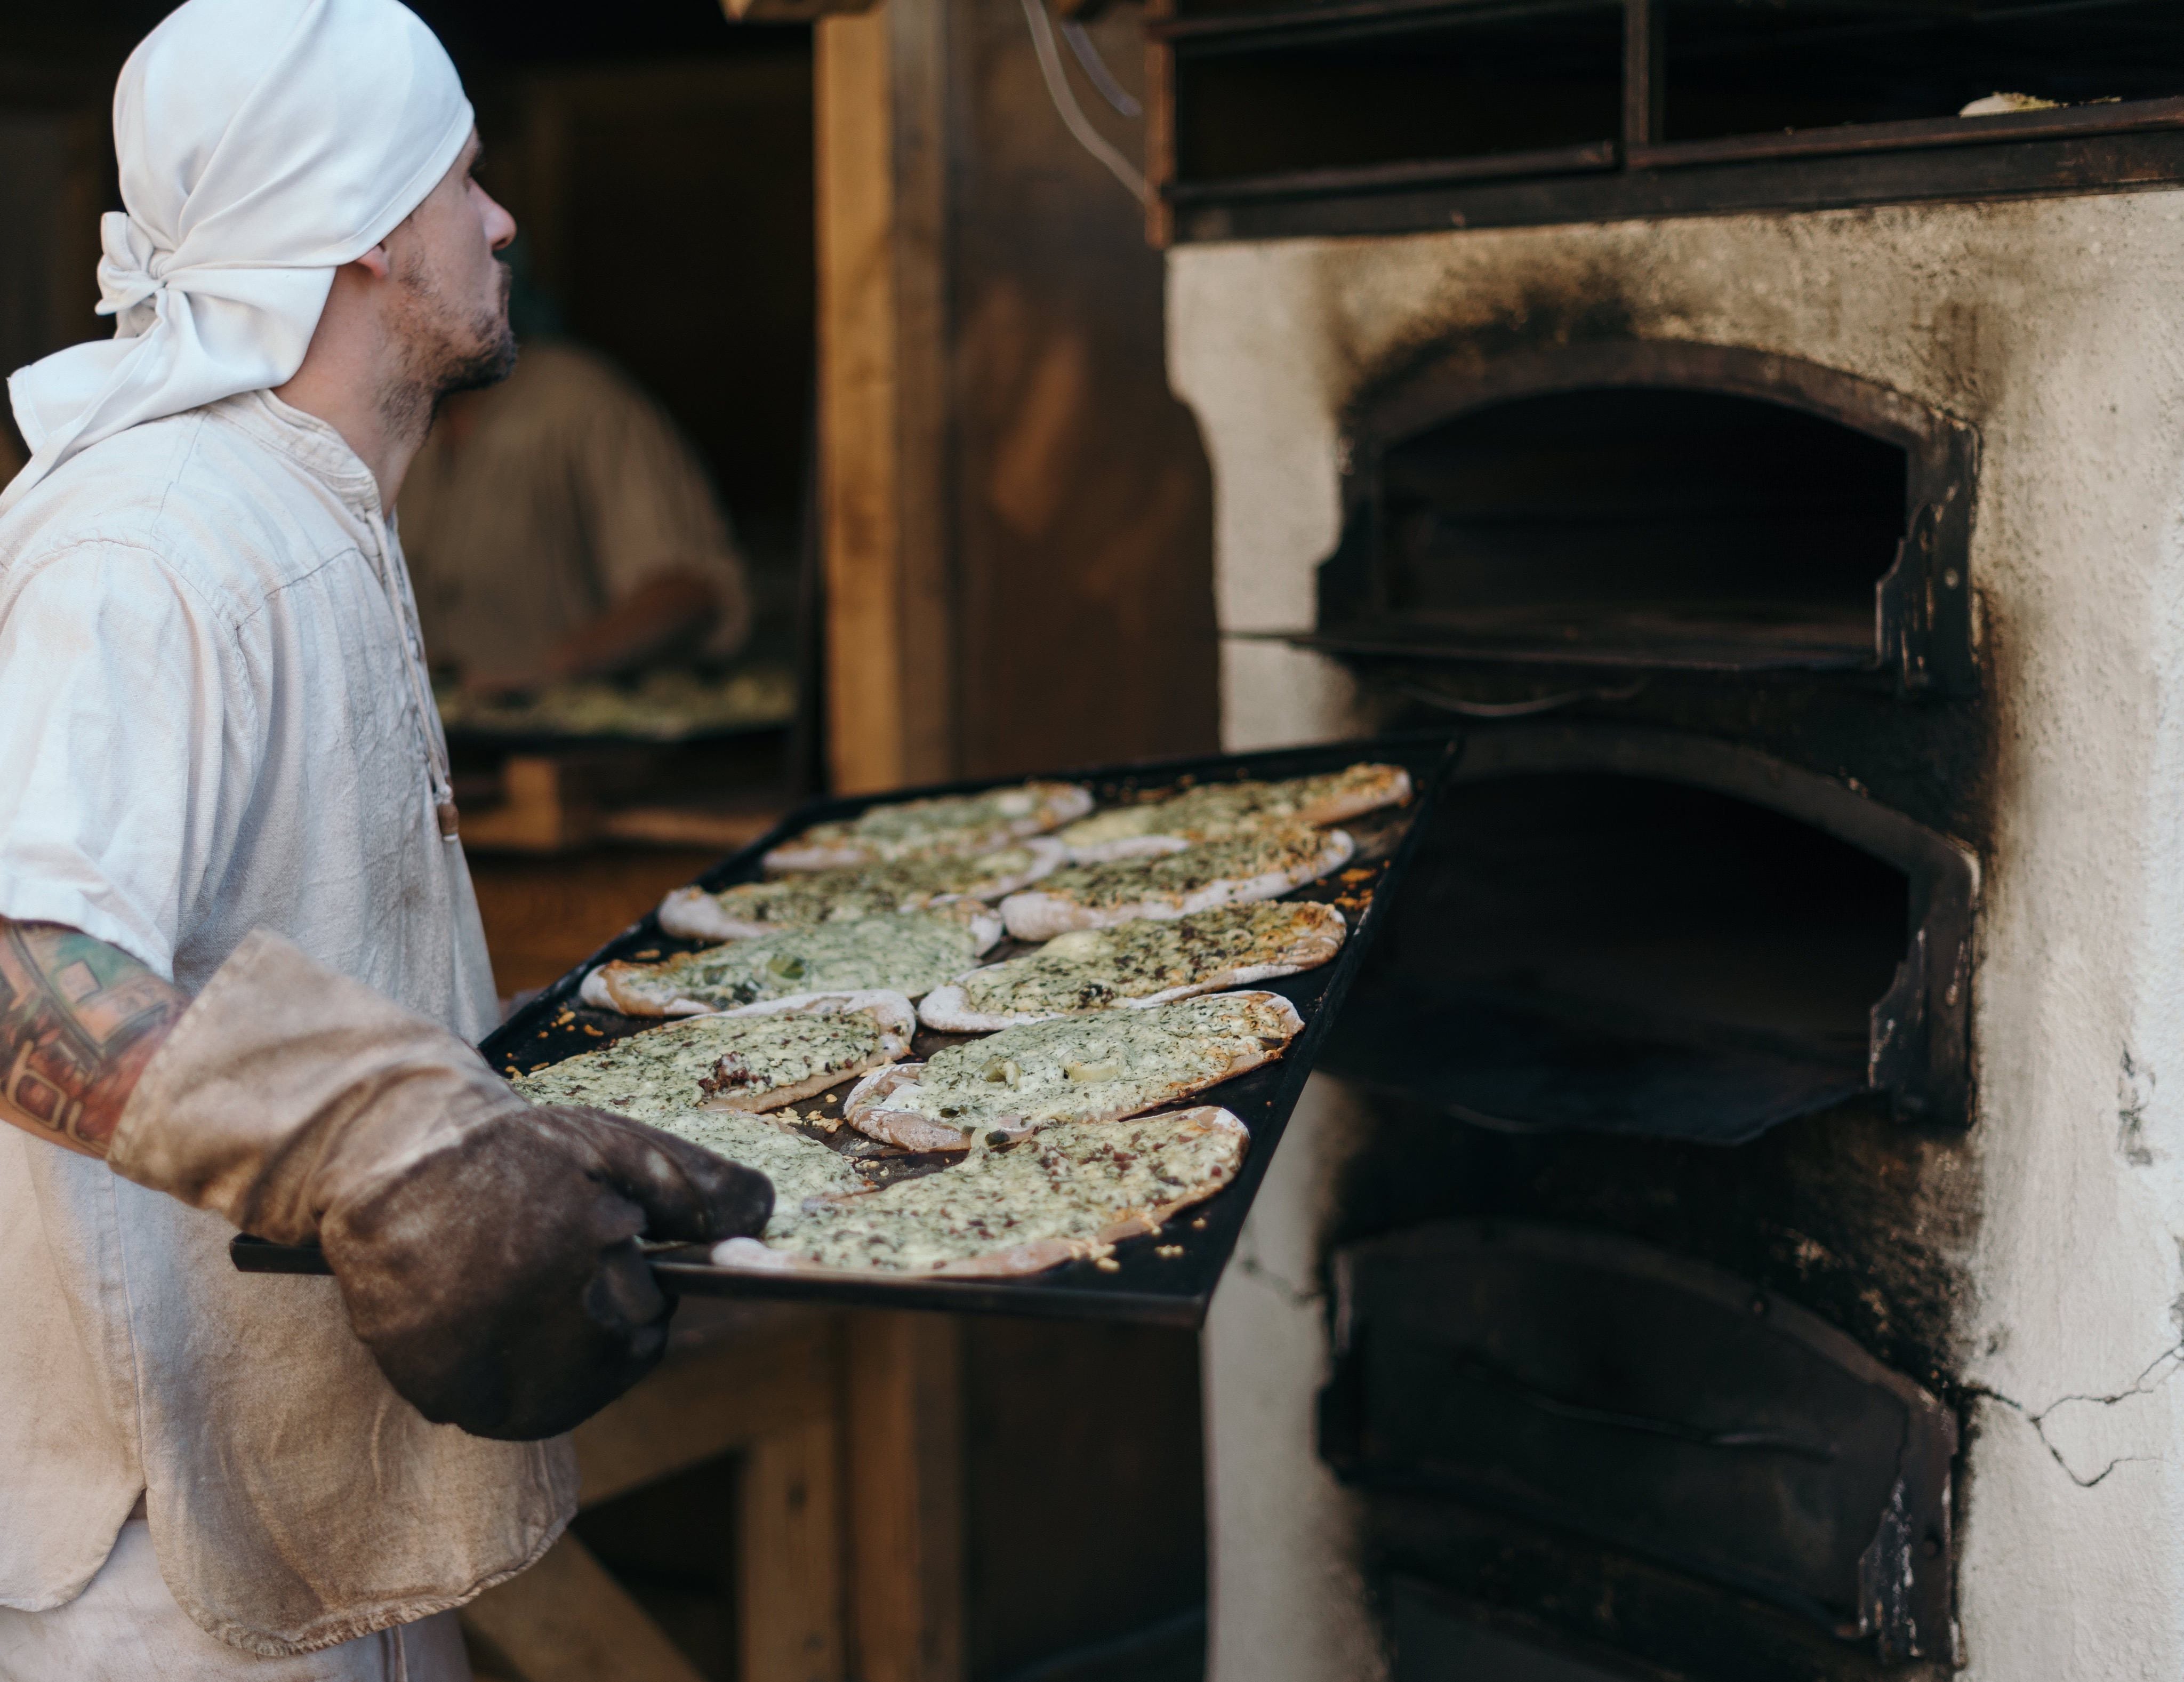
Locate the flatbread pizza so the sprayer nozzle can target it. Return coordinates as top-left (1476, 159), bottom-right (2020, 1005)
top-left (511, 997), bottom-right (916, 1239)
top-left (513, 992), bottom-right (916, 1118)
top-left (765, 781), bottom-right (1093, 872)
top-left (647, 1110), bottom-right (873, 1239)
top-left (1058, 763), bottom-right (1410, 861)
top-left (581, 906), bottom-right (1002, 1016)
top-left (920, 901), bottom-right (1346, 1033)
top-left (659, 840), bottom-right (1063, 942)
top-left (841, 990), bottom-right (1303, 1151)
top-left (999, 824), bottom-right (1353, 943)
top-left (711, 1105), bottom-right (1248, 1277)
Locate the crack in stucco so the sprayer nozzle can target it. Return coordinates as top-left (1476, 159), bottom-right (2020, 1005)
top-left (2117, 1048), bottom-right (2156, 1167)
top-left (1972, 1340), bottom-right (2184, 1488)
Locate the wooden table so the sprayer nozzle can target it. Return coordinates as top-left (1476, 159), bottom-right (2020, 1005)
top-left (463, 1304), bottom-right (964, 1682)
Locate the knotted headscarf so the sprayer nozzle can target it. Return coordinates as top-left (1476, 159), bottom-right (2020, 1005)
top-left (1, 0), bottom-right (473, 510)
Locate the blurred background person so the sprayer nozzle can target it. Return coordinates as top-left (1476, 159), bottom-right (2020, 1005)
top-left (398, 249), bottom-right (751, 696)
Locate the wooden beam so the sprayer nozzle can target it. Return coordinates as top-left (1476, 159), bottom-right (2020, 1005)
top-left (461, 1533), bottom-right (708, 1682)
top-left (815, 0), bottom-right (957, 795)
top-left (1142, 0), bottom-right (1177, 247)
top-left (845, 1312), bottom-right (965, 1682)
top-left (466, 1317), bottom-right (853, 1682)
top-left (570, 1317), bottom-right (840, 1507)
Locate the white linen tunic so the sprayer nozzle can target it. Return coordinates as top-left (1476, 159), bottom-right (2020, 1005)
top-left (0, 391), bottom-right (576, 1654)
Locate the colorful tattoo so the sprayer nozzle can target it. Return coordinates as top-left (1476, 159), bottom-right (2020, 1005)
top-left (0, 921), bottom-right (183, 1156)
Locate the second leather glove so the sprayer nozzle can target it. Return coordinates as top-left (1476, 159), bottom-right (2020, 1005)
top-left (110, 931), bottom-right (773, 1440)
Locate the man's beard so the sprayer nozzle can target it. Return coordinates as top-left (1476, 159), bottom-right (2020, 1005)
top-left (380, 260), bottom-right (518, 444)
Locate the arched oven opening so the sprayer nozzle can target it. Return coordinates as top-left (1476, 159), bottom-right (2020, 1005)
top-left (1348, 389), bottom-right (1905, 666)
top-left (1326, 727), bottom-right (1975, 1146)
top-left (1318, 1220), bottom-right (1960, 1674)
top-left (1298, 341), bottom-right (1978, 694)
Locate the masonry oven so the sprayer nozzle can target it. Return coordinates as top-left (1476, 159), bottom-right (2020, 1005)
top-left (1242, 331), bottom-right (1978, 1677)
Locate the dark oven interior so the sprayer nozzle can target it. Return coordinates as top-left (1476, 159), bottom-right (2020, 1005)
top-left (1297, 344), bottom-right (1986, 1679)
top-left (1330, 388), bottom-right (1906, 671)
top-left (1309, 341), bottom-right (1977, 691)
top-left (1330, 757), bottom-right (1966, 1146)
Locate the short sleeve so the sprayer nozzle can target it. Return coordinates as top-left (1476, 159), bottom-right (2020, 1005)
top-left (0, 545), bottom-right (260, 980)
top-left (575, 379), bottom-right (752, 660)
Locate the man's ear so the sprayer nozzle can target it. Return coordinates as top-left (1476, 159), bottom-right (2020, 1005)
top-left (350, 243), bottom-right (394, 281)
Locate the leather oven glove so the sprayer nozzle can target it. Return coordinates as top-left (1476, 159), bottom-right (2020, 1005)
top-left (108, 930), bottom-right (772, 1441)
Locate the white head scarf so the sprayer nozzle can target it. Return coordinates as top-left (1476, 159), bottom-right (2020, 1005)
top-left (1, 0), bottom-right (473, 510)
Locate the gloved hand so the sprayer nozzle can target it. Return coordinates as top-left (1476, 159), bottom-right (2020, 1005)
top-left (109, 931), bottom-right (770, 1440)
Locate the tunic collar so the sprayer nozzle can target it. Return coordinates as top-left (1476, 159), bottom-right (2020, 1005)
top-left (208, 389), bottom-right (386, 520)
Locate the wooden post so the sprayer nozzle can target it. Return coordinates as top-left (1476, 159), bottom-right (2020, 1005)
top-left (1141, 0), bottom-right (1177, 249)
top-left (845, 1312), bottom-right (966, 1682)
top-left (815, 0), bottom-right (958, 795)
top-left (461, 1316), bottom-right (850, 1682)
top-left (741, 1414), bottom-right (847, 1682)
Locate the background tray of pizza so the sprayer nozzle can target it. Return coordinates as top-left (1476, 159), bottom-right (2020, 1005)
top-left (236, 732), bottom-right (1452, 1327)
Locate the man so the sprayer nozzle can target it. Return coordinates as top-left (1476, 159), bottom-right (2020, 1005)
top-left (0, 1), bottom-right (770, 1676)
top-left (399, 337), bottom-right (752, 694)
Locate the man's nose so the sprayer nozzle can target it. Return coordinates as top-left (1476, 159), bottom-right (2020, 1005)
top-left (484, 194), bottom-right (517, 253)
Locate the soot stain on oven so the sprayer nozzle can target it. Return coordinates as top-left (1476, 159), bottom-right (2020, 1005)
top-left (1310, 271), bottom-right (1995, 1401)
top-left (1335, 272), bottom-right (1642, 445)
top-left (1286, 260), bottom-right (2004, 1672)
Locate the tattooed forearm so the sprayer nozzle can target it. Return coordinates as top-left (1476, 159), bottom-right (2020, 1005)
top-left (0, 920), bottom-right (184, 1157)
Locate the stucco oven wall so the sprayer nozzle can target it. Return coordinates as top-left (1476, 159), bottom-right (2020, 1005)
top-left (1171, 195), bottom-right (2184, 1680)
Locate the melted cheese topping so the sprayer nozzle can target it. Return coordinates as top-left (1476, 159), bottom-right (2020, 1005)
top-left (776, 1109), bottom-right (1246, 1271)
top-left (513, 1022), bottom-right (879, 1238)
top-left (775, 781), bottom-right (1087, 863)
top-left (686, 845), bottom-right (1048, 931)
top-left (512, 1012), bottom-right (891, 1116)
top-left (656, 1111), bottom-right (870, 1237)
top-left (607, 912), bottom-right (985, 1010)
top-left (884, 992), bottom-right (1297, 1132)
top-left (955, 903), bottom-right (1341, 1018)
top-left (1025, 826), bottom-right (1336, 912)
top-left (1059, 763), bottom-right (1401, 850)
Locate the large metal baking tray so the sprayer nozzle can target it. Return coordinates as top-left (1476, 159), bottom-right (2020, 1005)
top-left (234, 733), bottom-right (1450, 1327)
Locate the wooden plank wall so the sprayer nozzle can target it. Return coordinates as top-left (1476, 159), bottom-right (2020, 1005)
top-left (816, 0), bottom-right (1218, 792)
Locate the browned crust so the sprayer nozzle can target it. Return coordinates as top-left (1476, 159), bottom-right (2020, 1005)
top-left (1000, 830), bottom-right (1354, 942)
top-left (707, 1107), bottom-right (1248, 1279)
top-left (1294, 764), bottom-right (1412, 826)
top-left (663, 840), bottom-right (1070, 940)
top-left (698, 1048), bottom-right (902, 1115)
top-left (918, 902), bottom-right (1346, 1032)
top-left (583, 912), bottom-right (1002, 1016)
top-left (1058, 765), bottom-right (1413, 861)
top-left (762, 783), bottom-right (1094, 872)
top-left (841, 997), bottom-right (1301, 1145)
